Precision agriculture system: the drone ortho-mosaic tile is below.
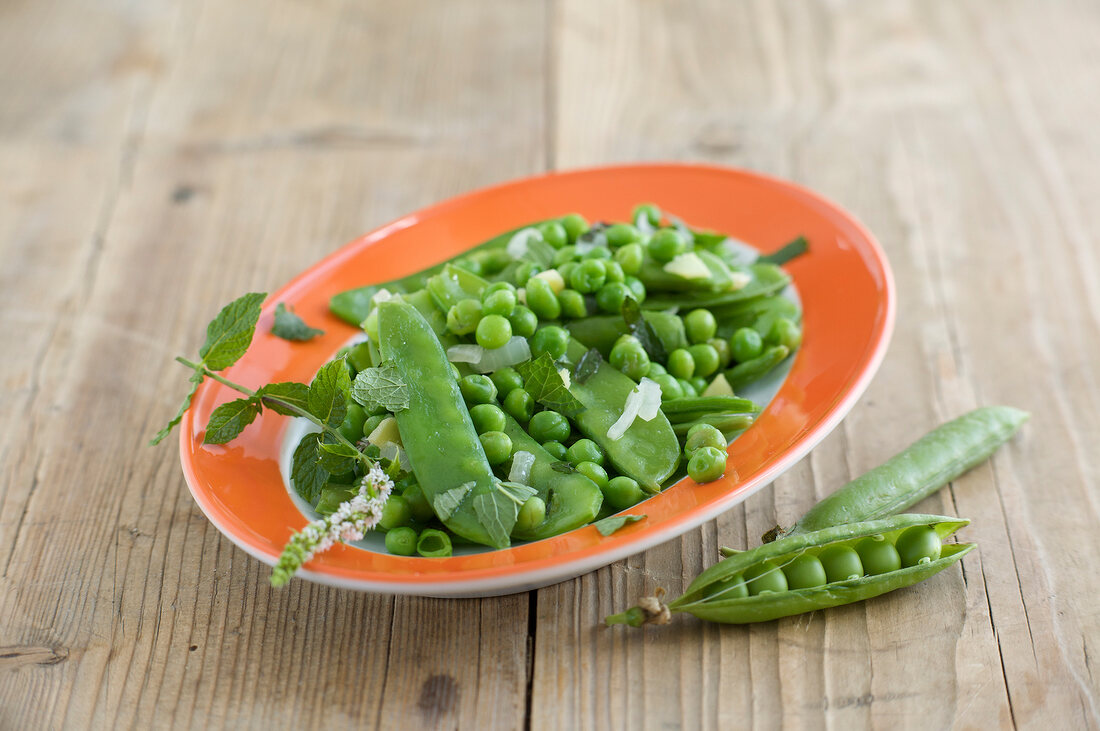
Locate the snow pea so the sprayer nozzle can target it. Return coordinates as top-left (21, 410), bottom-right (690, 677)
top-left (670, 413), bottom-right (755, 438)
top-left (661, 396), bottom-right (759, 422)
top-left (377, 299), bottom-right (514, 548)
top-left (724, 345), bottom-right (790, 391)
top-left (638, 249), bottom-right (736, 293)
top-left (642, 263), bottom-right (790, 311)
top-left (566, 311), bottom-right (687, 356)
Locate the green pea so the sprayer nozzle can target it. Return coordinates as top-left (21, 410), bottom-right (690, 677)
top-left (623, 276), bottom-right (646, 302)
top-left (459, 374), bottom-right (498, 405)
top-left (476, 314), bottom-right (512, 349)
top-left (566, 438), bottom-right (604, 467)
top-left (667, 348), bottom-right (696, 379)
top-left (481, 249), bottom-right (512, 276)
top-left (744, 560), bottom-right (789, 595)
top-left (768, 318), bottom-right (802, 350)
top-left (402, 483), bottom-right (434, 522)
top-left (561, 213), bottom-right (589, 243)
top-left (895, 526), bottom-right (942, 567)
top-left (609, 337), bottom-right (651, 381)
top-left (684, 423), bottom-right (726, 454)
top-left (553, 245), bottom-right (579, 267)
top-left (541, 440), bottom-right (567, 460)
top-left (855, 536), bottom-right (902, 576)
top-left (557, 261), bottom-right (578, 283)
top-left (570, 259), bottom-right (607, 294)
top-left (596, 281), bottom-right (633, 314)
top-left (479, 430), bottom-right (513, 466)
top-left (456, 257), bottom-right (483, 276)
top-left (689, 376), bottom-right (708, 394)
top-left (528, 410), bottom-right (571, 442)
top-left (703, 574), bottom-right (749, 600)
top-left (708, 338), bottom-right (732, 370)
top-left (819, 545), bottom-right (864, 583)
top-left (446, 298), bottom-right (483, 336)
top-left (632, 203), bottom-right (661, 227)
top-left (482, 288), bottom-right (517, 317)
top-left (338, 402), bottom-right (367, 442)
top-left (575, 461), bottom-right (609, 489)
top-left (605, 223), bottom-right (642, 247)
top-left (603, 260), bottom-right (625, 283)
top-left (687, 344), bottom-right (720, 378)
top-left (582, 246), bottom-right (611, 261)
top-left (347, 341), bottom-right (373, 372)
top-left (469, 403), bottom-right (507, 434)
top-left (531, 325), bottom-right (570, 360)
top-left (503, 388), bottom-right (535, 424)
top-left (489, 367), bottom-right (523, 396)
top-left (647, 229), bottom-right (687, 263)
top-left (416, 528), bottom-right (453, 558)
top-left (614, 243), bottom-right (645, 275)
top-left (538, 220), bottom-right (568, 249)
top-left (362, 413), bottom-right (386, 438)
top-left (647, 362), bottom-right (667, 376)
top-left (652, 373), bottom-right (684, 401)
top-left (515, 496), bottom-right (547, 533)
top-left (525, 276), bottom-right (562, 320)
top-left (484, 281), bottom-right (517, 297)
top-left (508, 305), bottom-right (538, 338)
top-left (385, 526), bottom-right (418, 556)
top-left (688, 446), bottom-right (726, 483)
top-left (730, 327), bottom-right (763, 362)
top-left (677, 378), bottom-right (698, 398)
top-left (379, 495), bottom-right (412, 530)
top-left (558, 288), bottom-right (588, 319)
top-left (514, 261), bottom-right (541, 286)
top-left (449, 362), bottom-right (461, 381)
top-left (782, 553), bottom-right (828, 590)
top-left (684, 309), bottom-right (718, 344)
top-left (604, 476), bottom-right (644, 509)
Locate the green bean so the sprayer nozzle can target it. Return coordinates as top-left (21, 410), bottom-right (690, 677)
top-left (724, 345), bottom-right (790, 391)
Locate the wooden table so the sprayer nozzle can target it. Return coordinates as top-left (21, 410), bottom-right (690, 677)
top-left (3, 1), bottom-right (1097, 728)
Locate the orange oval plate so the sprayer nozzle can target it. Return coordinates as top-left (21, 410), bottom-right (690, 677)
top-left (180, 163), bottom-right (894, 597)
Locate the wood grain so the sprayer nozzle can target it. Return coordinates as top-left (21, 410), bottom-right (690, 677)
top-left (1, 0), bottom-right (1097, 728)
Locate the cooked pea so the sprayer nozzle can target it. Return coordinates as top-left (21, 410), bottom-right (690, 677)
top-left (515, 496), bottom-right (547, 533)
top-left (575, 461), bottom-right (609, 490)
top-left (708, 338), bottom-right (732, 370)
top-left (338, 402), bottom-right (367, 442)
top-left (684, 423), bottom-right (726, 454)
top-left (455, 257), bottom-right (482, 276)
top-left (482, 288), bottom-right (517, 317)
top-left (379, 495), bottom-right (412, 530)
top-left (687, 446), bottom-right (726, 483)
top-left (459, 374), bottom-right (498, 405)
top-left (677, 378), bottom-right (698, 397)
top-left (531, 325), bottom-right (570, 360)
top-left (570, 259), bottom-right (607, 294)
top-left (490, 367), bottom-right (523, 395)
top-left (596, 281), bottom-right (633, 314)
top-left (819, 545), bottom-right (864, 582)
top-left (652, 373), bottom-right (684, 401)
top-left (648, 362), bottom-right (667, 376)
top-left (558, 288), bottom-right (588, 319)
top-left (783, 553), bottom-right (828, 590)
top-left (855, 536), bottom-right (902, 575)
top-left (528, 410), bottom-right (571, 442)
top-left (603, 260), bottom-right (625, 283)
top-left (484, 281), bottom-right (517, 297)
top-left (541, 440), bottom-right (567, 460)
top-left (557, 261), bottom-right (578, 283)
top-left (609, 337), bottom-right (651, 381)
top-left (689, 376), bottom-right (708, 394)
top-left (895, 526), bottom-right (942, 567)
top-left (604, 475), bottom-right (644, 509)
top-left (508, 305), bottom-right (538, 338)
top-left (566, 438), bottom-right (604, 467)
top-left (553, 245), bottom-right (578, 267)
top-left (687, 344), bottom-right (720, 378)
top-left (769, 317), bottom-right (803, 350)
top-left (614, 243), bottom-right (645, 275)
top-left (385, 526), bottom-right (418, 556)
top-left (684, 309), bottom-right (718, 343)
top-left (606, 222), bottom-right (642, 247)
top-left (538, 220), bottom-right (568, 249)
top-left (362, 414), bottom-right (386, 438)
top-left (667, 348), bottom-right (695, 379)
top-left (582, 246), bottom-right (611, 261)
top-left (623, 276), bottom-right (646, 302)
top-left (647, 229), bottom-right (687, 263)
top-left (730, 327), bottom-right (763, 362)
top-left (479, 431), bottom-right (513, 465)
top-left (476, 314), bottom-right (512, 349)
top-left (347, 341), bottom-right (373, 372)
top-left (561, 213), bottom-right (589, 243)
top-left (503, 389), bottom-right (535, 424)
top-left (402, 484), bottom-right (434, 522)
top-left (633, 203), bottom-right (661, 227)
top-left (514, 261), bottom-right (541, 285)
top-left (446, 298), bottom-right (483, 336)
top-left (525, 276), bottom-right (562, 320)
top-left (745, 560), bottom-right (788, 595)
top-left (469, 403), bottom-right (507, 434)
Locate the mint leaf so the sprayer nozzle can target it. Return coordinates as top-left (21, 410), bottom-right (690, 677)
top-left (433, 482), bottom-right (475, 522)
top-left (573, 348), bottom-right (602, 385)
top-left (515, 353), bottom-right (586, 417)
top-left (149, 370), bottom-right (203, 445)
top-left (594, 514), bottom-right (646, 537)
top-left (758, 236), bottom-right (808, 266)
top-left (317, 441), bottom-right (359, 474)
top-left (291, 433), bottom-right (330, 504)
top-left (315, 483), bottom-right (358, 516)
top-left (472, 489), bottom-right (517, 549)
top-left (307, 357), bottom-right (351, 427)
top-left (258, 381), bottom-right (310, 416)
top-left (498, 481), bottom-right (537, 505)
top-left (272, 302), bottom-right (324, 341)
top-left (621, 298), bottom-right (667, 364)
top-left (203, 397), bottom-right (261, 444)
top-left (350, 361), bottom-right (409, 413)
top-left (550, 461), bottom-right (577, 474)
top-left (199, 292), bottom-right (266, 371)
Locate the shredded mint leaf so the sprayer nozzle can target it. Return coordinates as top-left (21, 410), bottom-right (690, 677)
top-left (472, 489), bottom-right (517, 549)
top-left (315, 483), bottom-right (358, 516)
top-left (515, 353), bottom-right (586, 418)
top-left (291, 433), bottom-right (330, 505)
top-left (573, 348), bottom-right (602, 385)
top-left (758, 236), bottom-right (808, 266)
top-left (199, 292), bottom-right (266, 371)
top-left (271, 302), bottom-right (324, 341)
top-left (434, 482), bottom-right (475, 522)
top-left (258, 381), bottom-right (310, 416)
top-left (594, 514), bottom-right (647, 537)
top-left (307, 357), bottom-right (351, 427)
top-left (317, 441), bottom-right (359, 474)
top-left (621, 298), bottom-right (667, 364)
top-left (550, 461), bottom-right (577, 474)
top-left (351, 361), bottom-right (409, 413)
top-left (203, 397), bottom-right (261, 445)
top-left (498, 481), bottom-right (538, 505)
top-left (149, 370), bottom-right (203, 445)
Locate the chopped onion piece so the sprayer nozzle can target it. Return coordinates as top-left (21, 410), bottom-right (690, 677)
top-left (635, 378), bottom-right (662, 421)
top-left (635, 211), bottom-right (656, 234)
top-left (508, 451), bottom-right (536, 485)
top-left (607, 388), bottom-right (643, 442)
top-left (558, 368), bottom-right (572, 389)
top-left (729, 270), bottom-right (752, 290)
top-left (666, 214), bottom-right (693, 241)
top-left (447, 337), bottom-right (531, 373)
top-left (573, 231), bottom-right (607, 256)
top-left (446, 344), bottom-right (482, 364)
top-left (371, 288), bottom-right (394, 305)
top-left (664, 252), bottom-right (711, 280)
top-left (507, 227), bottom-right (541, 259)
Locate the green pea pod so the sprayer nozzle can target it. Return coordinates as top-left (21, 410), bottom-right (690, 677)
top-left (638, 249), bottom-right (735, 293)
top-left (566, 311), bottom-right (687, 355)
top-left (661, 396), bottom-right (759, 422)
top-left (713, 296), bottom-right (800, 340)
top-left (427, 263), bottom-right (489, 312)
top-left (607, 514), bottom-right (971, 626)
top-left (377, 299), bottom-right (514, 548)
top-left (671, 413), bottom-right (755, 438)
top-left (564, 339), bottom-right (680, 493)
top-left (725, 345), bottom-right (790, 391)
top-left (782, 407), bottom-right (1030, 540)
top-left (642, 263), bottom-right (790, 311)
top-left (500, 416), bottom-right (604, 540)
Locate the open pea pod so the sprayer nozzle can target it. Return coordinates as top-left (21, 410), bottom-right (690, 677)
top-left (566, 311), bottom-right (687, 356)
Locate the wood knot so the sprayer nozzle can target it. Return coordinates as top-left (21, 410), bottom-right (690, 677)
top-left (417, 673), bottom-right (458, 719)
top-left (0, 646), bottom-right (69, 669)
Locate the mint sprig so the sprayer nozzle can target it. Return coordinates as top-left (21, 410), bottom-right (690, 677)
top-left (272, 302), bottom-right (324, 341)
top-left (351, 361), bottom-right (409, 413)
top-left (515, 353), bottom-right (586, 417)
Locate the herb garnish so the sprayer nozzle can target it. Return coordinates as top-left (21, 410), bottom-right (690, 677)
top-left (515, 353), bottom-right (586, 417)
top-left (272, 302), bottom-right (325, 341)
